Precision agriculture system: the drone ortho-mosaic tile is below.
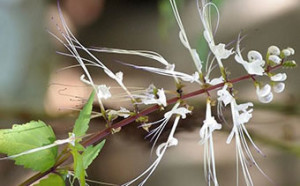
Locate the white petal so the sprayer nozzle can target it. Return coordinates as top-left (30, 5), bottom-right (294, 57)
top-left (238, 112), bottom-right (252, 124)
top-left (217, 85), bottom-right (233, 106)
top-left (199, 124), bottom-right (207, 140)
top-left (166, 63), bottom-right (175, 71)
top-left (273, 82), bottom-right (285, 93)
top-left (157, 88), bottom-right (167, 107)
top-left (118, 107), bottom-right (130, 118)
top-left (226, 129), bottom-right (235, 144)
top-left (236, 102), bottom-right (253, 112)
top-left (268, 55), bottom-right (281, 64)
top-left (179, 30), bottom-right (189, 49)
top-left (164, 107), bottom-right (191, 119)
top-left (191, 49), bottom-right (202, 71)
top-left (156, 142), bottom-right (166, 157)
top-left (256, 84), bottom-right (271, 97)
top-left (235, 52), bottom-right (265, 76)
top-left (234, 53), bottom-right (245, 64)
top-left (116, 71), bottom-right (123, 82)
top-left (258, 92), bottom-right (273, 103)
top-left (287, 47), bottom-right (295, 55)
top-left (80, 74), bottom-right (92, 85)
top-left (211, 43), bottom-right (233, 60)
top-left (268, 46), bottom-right (280, 55)
top-left (248, 50), bottom-right (263, 62)
top-left (97, 85), bottom-right (111, 99)
top-left (204, 30), bottom-right (212, 44)
top-left (168, 137), bottom-right (178, 147)
top-left (270, 73), bottom-right (287, 81)
top-left (209, 76), bottom-right (224, 85)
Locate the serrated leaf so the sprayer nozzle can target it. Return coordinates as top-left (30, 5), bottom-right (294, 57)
top-left (73, 91), bottom-right (95, 138)
top-left (34, 173), bottom-right (65, 186)
top-left (70, 146), bottom-right (85, 186)
top-left (0, 120), bottom-right (57, 172)
top-left (82, 140), bottom-right (105, 170)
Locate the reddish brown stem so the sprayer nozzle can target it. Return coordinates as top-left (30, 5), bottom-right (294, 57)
top-left (20, 64), bottom-right (282, 185)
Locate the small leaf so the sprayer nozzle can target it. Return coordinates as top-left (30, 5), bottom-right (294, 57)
top-left (82, 140), bottom-right (106, 170)
top-left (73, 91), bottom-right (95, 138)
top-left (0, 120), bottom-right (57, 172)
top-left (34, 174), bottom-right (65, 186)
top-left (70, 146), bottom-right (85, 186)
top-left (283, 60), bottom-right (297, 68)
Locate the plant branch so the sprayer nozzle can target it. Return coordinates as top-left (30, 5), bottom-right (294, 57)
top-left (21, 64), bottom-right (283, 185)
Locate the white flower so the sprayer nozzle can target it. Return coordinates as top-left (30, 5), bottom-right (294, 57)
top-left (205, 76), bottom-right (224, 86)
top-left (226, 100), bottom-right (253, 144)
top-left (118, 107), bottom-right (130, 118)
top-left (211, 43), bottom-right (233, 60)
top-left (199, 100), bottom-right (222, 186)
top-left (273, 82), bottom-right (285, 93)
top-left (226, 99), bottom-right (268, 186)
top-left (97, 85), bottom-right (111, 100)
top-left (217, 84), bottom-right (234, 106)
top-left (256, 84), bottom-right (273, 103)
top-left (124, 102), bottom-right (190, 186)
top-left (235, 49), bottom-right (265, 76)
top-left (268, 45), bottom-right (280, 55)
top-left (164, 107), bottom-right (191, 119)
top-left (134, 86), bottom-right (167, 107)
top-left (108, 107), bottom-right (131, 119)
top-left (270, 73), bottom-right (287, 81)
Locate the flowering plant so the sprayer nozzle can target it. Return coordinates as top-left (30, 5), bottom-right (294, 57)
top-left (0, 0), bottom-right (297, 186)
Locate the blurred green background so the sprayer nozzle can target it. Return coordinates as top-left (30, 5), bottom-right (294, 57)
top-left (0, 0), bottom-right (299, 185)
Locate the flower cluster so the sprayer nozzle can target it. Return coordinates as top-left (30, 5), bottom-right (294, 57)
top-left (48, 0), bottom-right (296, 185)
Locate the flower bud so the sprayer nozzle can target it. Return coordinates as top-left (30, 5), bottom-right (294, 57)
top-left (270, 73), bottom-right (287, 81)
top-left (268, 55), bottom-right (281, 64)
top-left (273, 82), bottom-right (285, 93)
top-left (256, 84), bottom-right (271, 97)
top-left (258, 92), bottom-right (273, 103)
top-left (282, 49), bottom-right (291, 57)
top-left (268, 45), bottom-right (280, 55)
top-left (256, 84), bottom-right (273, 103)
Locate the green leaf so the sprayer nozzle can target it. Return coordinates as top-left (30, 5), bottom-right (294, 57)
top-left (82, 140), bottom-right (106, 170)
top-left (197, 36), bottom-right (209, 69)
top-left (73, 91), bottom-right (95, 138)
top-left (34, 173), bottom-right (65, 186)
top-left (70, 146), bottom-right (85, 186)
top-left (283, 60), bottom-right (297, 68)
top-left (0, 120), bottom-right (57, 172)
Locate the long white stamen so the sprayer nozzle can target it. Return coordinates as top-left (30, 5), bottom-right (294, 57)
top-left (169, 0), bottom-right (203, 73)
top-left (122, 116), bottom-right (181, 186)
